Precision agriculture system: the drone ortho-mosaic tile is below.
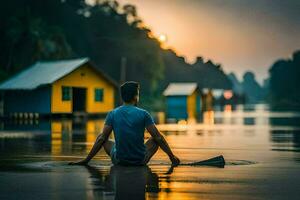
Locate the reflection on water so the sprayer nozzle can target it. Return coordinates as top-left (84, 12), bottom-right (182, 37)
top-left (86, 165), bottom-right (160, 200)
top-left (271, 130), bottom-right (300, 152)
top-left (1, 104), bottom-right (300, 199)
top-left (203, 110), bottom-right (215, 125)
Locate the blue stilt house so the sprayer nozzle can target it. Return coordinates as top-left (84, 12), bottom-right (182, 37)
top-left (163, 83), bottom-right (201, 120)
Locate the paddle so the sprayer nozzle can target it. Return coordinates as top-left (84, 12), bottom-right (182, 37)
top-left (181, 155), bottom-right (225, 167)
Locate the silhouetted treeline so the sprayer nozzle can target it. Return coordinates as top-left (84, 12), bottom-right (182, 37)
top-left (227, 72), bottom-right (267, 104)
top-left (162, 53), bottom-right (231, 89)
top-left (0, 0), bottom-right (231, 110)
top-left (269, 50), bottom-right (300, 109)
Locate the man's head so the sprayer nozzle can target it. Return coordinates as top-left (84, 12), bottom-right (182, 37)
top-left (120, 81), bottom-right (140, 104)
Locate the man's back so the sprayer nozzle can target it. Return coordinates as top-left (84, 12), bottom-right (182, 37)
top-left (69, 81), bottom-right (180, 167)
top-left (105, 104), bottom-right (154, 164)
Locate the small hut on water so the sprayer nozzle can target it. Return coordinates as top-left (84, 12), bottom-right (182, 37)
top-left (0, 58), bottom-right (117, 117)
top-left (163, 83), bottom-right (201, 120)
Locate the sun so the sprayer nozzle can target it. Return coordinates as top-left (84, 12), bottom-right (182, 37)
top-left (158, 34), bottom-right (167, 43)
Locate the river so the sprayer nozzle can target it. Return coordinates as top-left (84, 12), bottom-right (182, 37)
top-left (0, 104), bottom-right (300, 200)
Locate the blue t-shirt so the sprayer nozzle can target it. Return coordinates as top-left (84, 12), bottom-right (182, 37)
top-left (104, 105), bottom-right (155, 164)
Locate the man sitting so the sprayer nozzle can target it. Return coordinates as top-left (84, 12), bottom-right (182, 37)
top-left (70, 81), bottom-right (180, 166)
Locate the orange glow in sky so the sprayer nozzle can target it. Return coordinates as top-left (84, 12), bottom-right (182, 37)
top-left (158, 34), bottom-right (167, 43)
top-left (117, 0), bottom-right (300, 83)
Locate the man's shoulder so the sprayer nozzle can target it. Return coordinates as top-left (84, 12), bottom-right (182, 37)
top-left (135, 107), bottom-right (150, 115)
top-left (106, 107), bottom-right (119, 117)
top-left (110, 106), bottom-right (123, 112)
top-left (108, 106), bottom-right (149, 115)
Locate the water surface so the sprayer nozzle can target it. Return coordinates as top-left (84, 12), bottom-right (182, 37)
top-left (1, 104), bottom-right (300, 200)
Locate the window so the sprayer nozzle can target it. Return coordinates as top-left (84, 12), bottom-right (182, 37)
top-left (62, 86), bottom-right (71, 101)
top-left (95, 88), bottom-right (104, 102)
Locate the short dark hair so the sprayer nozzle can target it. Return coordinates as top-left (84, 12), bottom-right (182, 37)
top-left (120, 81), bottom-right (140, 103)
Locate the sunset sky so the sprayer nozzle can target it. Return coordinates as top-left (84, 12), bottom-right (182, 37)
top-left (94, 0), bottom-right (300, 84)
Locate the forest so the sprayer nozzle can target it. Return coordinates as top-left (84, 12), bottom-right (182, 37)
top-left (269, 50), bottom-right (300, 109)
top-left (0, 0), bottom-right (231, 110)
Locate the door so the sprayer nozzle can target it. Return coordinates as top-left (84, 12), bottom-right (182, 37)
top-left (72, 87), bottom-right (87, 112)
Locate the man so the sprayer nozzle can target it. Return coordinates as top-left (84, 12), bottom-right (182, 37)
top-left (70, 81), bottom-right (180, 166)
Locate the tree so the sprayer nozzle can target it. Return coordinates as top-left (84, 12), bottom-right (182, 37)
top-left (269, 50), bottom-right (300, 108)
top-left (1, 6), bottom-right (72, 76)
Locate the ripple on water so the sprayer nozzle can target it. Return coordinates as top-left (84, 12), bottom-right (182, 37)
top-left (16, 159), bottom-right (257, 172)
top-left (225, 160), bottom-right (257, 166)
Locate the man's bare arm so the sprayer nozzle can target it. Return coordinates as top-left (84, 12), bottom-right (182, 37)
top-left (69, 125), bottom-right (113, 165)
top-left (146, 124), bottom-right (180, 166)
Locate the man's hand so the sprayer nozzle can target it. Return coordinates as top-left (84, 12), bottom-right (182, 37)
top-left (146, 124), bottom-right (180, 167)
top-left (68, 125), bottom-right (113, 166)
top-left (170, 155), bottom-right (180, 167)
top-left (68, 159), bottom-right (89, 166)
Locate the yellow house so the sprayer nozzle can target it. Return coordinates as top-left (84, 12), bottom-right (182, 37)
top-left (0, 58), bottom-right (118, 115)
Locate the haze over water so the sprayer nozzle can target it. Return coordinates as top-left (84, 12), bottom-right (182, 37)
top-left (1, 104), bottom-right (300, 199)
